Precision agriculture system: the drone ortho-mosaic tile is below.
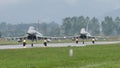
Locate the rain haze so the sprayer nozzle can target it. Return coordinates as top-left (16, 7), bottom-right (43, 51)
top-left (0, 0), bottom-right (120, 24)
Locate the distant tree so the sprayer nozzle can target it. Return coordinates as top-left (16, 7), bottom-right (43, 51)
top-left (102, 16), bottom-right (114, 36)
top-left (0, 32), bottom-right (2, 38)
top-left (85, 16), bottom-right (90, 32)
top-left (89, 17), bottom-right (100, 35)
top-left (62, 16), bottom-right (87, 36)
top-left (1, 16), bottom-right (120, 37)
top-left (71, 16), bottom-right (79, 35)
top-left (62, 17), bottom-right (72, 36)
top-left (78, 16), bottom-right (86, 28)
top-left (48, 22), bottom-right (60, 36)
top-left (74, 16), bottom-right (86, 35)
top-left (114, 17), bottom-right (120, 35)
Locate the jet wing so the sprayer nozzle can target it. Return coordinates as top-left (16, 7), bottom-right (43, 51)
top-left (36, 35), bottom-right (66, 40)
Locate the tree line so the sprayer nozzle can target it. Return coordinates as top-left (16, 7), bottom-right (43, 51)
top-left (0, 16), bottom-right (120, 38)
top-left (62, 16), bottom-right (120, 36)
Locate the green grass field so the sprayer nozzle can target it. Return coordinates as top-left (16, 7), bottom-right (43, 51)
top-left (0, 44), bottom-right (120, 68)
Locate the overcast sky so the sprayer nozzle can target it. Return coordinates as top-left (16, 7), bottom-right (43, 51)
top-left (0, 0), bottom-right (120, 24)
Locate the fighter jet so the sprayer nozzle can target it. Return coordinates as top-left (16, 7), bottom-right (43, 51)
top-left (80, 28), bottom-right (95, 39)
top-left (66, 28), bottom-right (95, 40)
top-left (25, 26), bottom-right (64, 41)
top-left (27, 26), bottom-right (43, 41)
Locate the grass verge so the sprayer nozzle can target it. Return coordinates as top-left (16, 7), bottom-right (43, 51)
top-left (0, 44), bottom-right (120, 68)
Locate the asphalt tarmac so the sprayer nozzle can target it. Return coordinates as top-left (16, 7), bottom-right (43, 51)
top-left (0, 41), bottom-right (119, 50)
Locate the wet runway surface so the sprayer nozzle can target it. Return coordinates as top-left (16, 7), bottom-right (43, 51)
top-left (0, 41), bottom-right (119, 49)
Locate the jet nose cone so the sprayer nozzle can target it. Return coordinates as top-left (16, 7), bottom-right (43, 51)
top-left (27, 26), bottom-right (36, 34)
top-left (29, 26), bottom-right (35, 30)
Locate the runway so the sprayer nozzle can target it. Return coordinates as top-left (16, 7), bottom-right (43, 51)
top-left (0, 41), bottom-right (119, 50)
